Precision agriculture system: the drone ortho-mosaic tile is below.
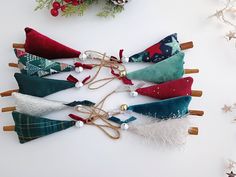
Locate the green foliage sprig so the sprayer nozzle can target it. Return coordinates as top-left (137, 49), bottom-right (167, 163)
top-left (35, 0), bottom-right (127, 17)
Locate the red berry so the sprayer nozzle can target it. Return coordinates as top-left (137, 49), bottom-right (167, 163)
top-left (50, 9), bottom-right (59, 16)
top-left (61, 5), bottom-right (67, 12)
top-left (52, 1), bottom-right (61, 9)
top-left (64, 0), bottom-right (71, 3)
top-left (72, 0), bottom-right (79, 6)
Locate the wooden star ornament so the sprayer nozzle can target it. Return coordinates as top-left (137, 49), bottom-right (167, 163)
top-left (227, 171), bottom-right (236, 177)
top-left (222, 105), bottom-right (232, 113)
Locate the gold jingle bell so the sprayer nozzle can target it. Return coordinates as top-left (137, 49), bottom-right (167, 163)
top-left (120, 104), bottom-right (128, 111)
top-left (119, 70), bottom-right (127, 77)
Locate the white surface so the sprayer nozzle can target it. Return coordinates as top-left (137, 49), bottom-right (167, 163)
top-left (1, 1), bottom-right (236, 177)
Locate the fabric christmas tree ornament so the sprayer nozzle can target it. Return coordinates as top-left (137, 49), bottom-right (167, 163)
top-left (14, 73), bottom-right (75, 97)
top-left (22, 27), bottom-right (81, 59)
top-left (126, 52), bottom-right (184, 83)
top-left (10, 92), bottom-right (95, 116)
top-left (135, 77), bottom-right (193, 99)
top-left (122, 96), bottom-right (192, 119)
top-left (129, 33), bottom-right (182, 63)
top-left (108, 116), bottom-right (192, 145)
top-left (14, 49), bottom-right (75, 77)
top-left (11, 111), bottom-right (76, 143)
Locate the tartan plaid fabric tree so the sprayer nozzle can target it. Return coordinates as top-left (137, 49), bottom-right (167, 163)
top-left (12, 111), bottom-right (76, 144)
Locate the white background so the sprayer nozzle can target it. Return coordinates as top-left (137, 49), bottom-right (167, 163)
top-left (1, 0), bottom-right (236, 177)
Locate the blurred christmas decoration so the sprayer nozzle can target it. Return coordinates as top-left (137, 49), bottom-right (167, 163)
top-left (211, 0), bottom-right (236, 46)
top-left (35, 0), bottom-right (129, 17)
top-left (227, 172), bottom-right (236, 177)
top-left (222, 104), bottom-right (233, 113)
top-left (226, 159), bottom-right (236, 177)
top-left (222, 103), bottom-right (236, 122)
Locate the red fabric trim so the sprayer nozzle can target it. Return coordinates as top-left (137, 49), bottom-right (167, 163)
top-left (69, 114), bottom-right (86, 123)
top-left (74, 62), bottom-right (94, 69)
top-left (119, 49), bottom-right (124, 63)
top-left (111, 68), bottom-right (133, 85)
top-left (82, 76), bottom-right (91, 84)
top-left (67, 75), bottom-right (78, 83)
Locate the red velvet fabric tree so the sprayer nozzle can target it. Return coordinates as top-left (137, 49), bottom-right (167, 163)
top-left (136, 77), bottom-right (193, 99)
top-left (24, 27), bottom-right (81, 59)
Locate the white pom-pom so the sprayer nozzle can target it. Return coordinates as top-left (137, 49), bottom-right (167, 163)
top-left (75, 82), bottom-right (83, 88)
top-left (79, 53), bottom-right (87, 61)
top-left (121, 123), bottom-right (129, 130)
top-left (108, 112), bottom-right (113, 117)
top-left (75, 105), bottom-right (83, 111)
top-left (75, 66), bottom-right (84, 73)
top-left (75, 121), bottom-right (84, 128)
top-left (122, 56), bottom-right (129, 63)
top-left (130, 91), bottom-right (138, 97)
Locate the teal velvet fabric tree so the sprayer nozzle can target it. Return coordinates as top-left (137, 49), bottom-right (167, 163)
top-left (127, 96), bottom-right (191, 119)
top-left (127, 52), bottom-right (185, 83)
top-left (14, 73), bottom-right (75, 97)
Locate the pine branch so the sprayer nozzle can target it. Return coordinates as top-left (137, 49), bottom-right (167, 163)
top-left (35, 0), bottom-right (126, 17)
top-left (35, 0), bottom-right (54, 10)
top-left (97, 1), bottom-right (124, 17)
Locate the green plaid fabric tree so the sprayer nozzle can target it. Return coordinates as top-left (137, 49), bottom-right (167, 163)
top-left (12, 111), bottom-right (76, 143)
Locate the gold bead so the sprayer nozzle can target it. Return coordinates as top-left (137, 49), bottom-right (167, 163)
top-left (119, 70), bottom-right (127, 77)
top-left (120, 104), bottom-right (128, 111)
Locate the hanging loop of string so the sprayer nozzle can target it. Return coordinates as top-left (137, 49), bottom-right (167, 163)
top-left (71, 105), bottom-right (121, 139)
top-left (83, 52), bottom-right (128, 89)
top-left (74, 51), bottom-right (130, 90)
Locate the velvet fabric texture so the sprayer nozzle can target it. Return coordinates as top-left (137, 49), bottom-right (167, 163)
top-left (129, 34), bottom-right (181, 63)
top-left (14, 73), bottom-right (75, 97)
top-left (136, 77), bottom-right (193, 99)
top-left (108, 116), bottom-right (137, 124)
top-left (65, 101), bottom-right (95, 107)
top-left (14, 49), bottom-right (74, 77)
top-left (12, 111), bottom-right (75, 143)
top-left (127, 52), bottom-right (184, 83)
top-left (127, 96), bottom-right (191, 119)
top-left (24, 27), bottom-right (81, 59)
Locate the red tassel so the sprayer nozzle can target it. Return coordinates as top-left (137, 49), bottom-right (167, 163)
top-left (119, 49), bottom-right (124, 62)
top-left (74, 62), bottom-right (94, 69)
top-left (69, 114), bottom-right (86, 123)
top-left (110, 49), bottom-right (124, 63)
top-left (111, 68), bottom-right (133, 85)
top-left (121, 77), bottom-right (133, 85)
top-left (111, 68), bottom-right (120, 77)
top-left (67, 75), bottom-right (78, 83)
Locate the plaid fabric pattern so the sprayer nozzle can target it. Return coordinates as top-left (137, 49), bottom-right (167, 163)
top-left (14, 49), bottom-right (75, 77)
top-left (12, 111), bottom-right (76, 143)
